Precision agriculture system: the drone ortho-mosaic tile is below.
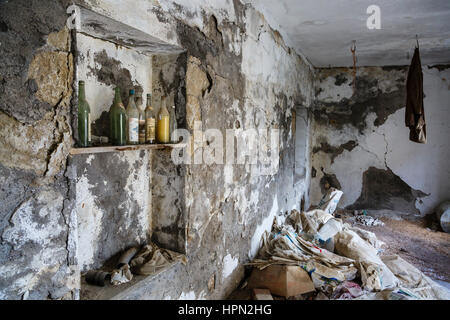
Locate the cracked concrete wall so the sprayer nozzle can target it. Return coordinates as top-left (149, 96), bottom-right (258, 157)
top-left (311, 66), bottom-right (450, 217)
top-left (0, 0), bottom-right (78, 300)
top-left (0, 0), bottom-right (314, 300)
top-left (78, 0), bottom-right (314, 300)
top-left (151, 53), bottom-right (187, 253)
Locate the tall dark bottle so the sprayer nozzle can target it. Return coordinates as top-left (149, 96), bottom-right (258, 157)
top-left (77, 81), bottom-right (91, 147)
top-left (109, 87), bottom-right (127, 146)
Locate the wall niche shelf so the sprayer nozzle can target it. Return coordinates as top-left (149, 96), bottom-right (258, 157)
top-left (69, 5), bottom-right (189, 300)
top-left (80, 258), bottom-right (185, 300)
top-left (69, 143), bottom-right (187, 155)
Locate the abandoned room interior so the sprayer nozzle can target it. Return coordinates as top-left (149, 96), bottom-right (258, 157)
top-left (0, 0), bottom-right (449, 302)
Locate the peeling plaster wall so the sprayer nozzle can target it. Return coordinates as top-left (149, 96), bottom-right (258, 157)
top-left (0, 0), bottom-right (77, 300)
top-left (311, 66), bottom-right (450, 217)
top-left (73, 31), bottom-right (154, 272)
top-left (0, 0), bottom-right (314, 300)
top-left (77, 0), bottom-right (315, 300)
top-left (150, 53), bottom-right (187, 254)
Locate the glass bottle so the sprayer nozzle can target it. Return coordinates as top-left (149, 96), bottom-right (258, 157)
top-left (169, 101), bottom-right (178, 144)
top-left (136, 92), bottom-right (146, 144)
top-left (109, 87), bottom-right (127, 146)
top-left (126, 89), bottom-right (139, 145)
top-left (145, 94), bottom-right (156, 144)
top-left (77, 81), bottom-right (91, 147)
top-left (156, 97), bottom-right (170, 144)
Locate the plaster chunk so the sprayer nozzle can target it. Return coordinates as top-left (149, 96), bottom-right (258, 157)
top-left (27, 51), bottom-right (73, 107)
top-left (0, 111), bottom-right (55, 175)
top-left (47, 27), bottom-right (70, 51)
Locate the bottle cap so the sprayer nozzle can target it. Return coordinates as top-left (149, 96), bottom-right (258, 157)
top-left (129, 89), bottom-right (135, 95)
top-left (79, 80), bottom-right (85, 85)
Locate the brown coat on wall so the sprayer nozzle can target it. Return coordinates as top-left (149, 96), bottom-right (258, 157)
top-left (405, 47), bottom-right (426, 143)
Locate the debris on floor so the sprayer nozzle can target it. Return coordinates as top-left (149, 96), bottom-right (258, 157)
top-left (330, 281), bottom-right (363, 300)
top-left (248, 265), bottom-right (315, 298)
top-left (317, 188), bottom-right (343, 214)
top-left (244, 206), bottom-right (450, 300)
top-left (355, 214), bottom-right (385, 227)
top-left (252, 288), bottom-right (273, 300)
top-left (84, 242), bottom-right (186, 287)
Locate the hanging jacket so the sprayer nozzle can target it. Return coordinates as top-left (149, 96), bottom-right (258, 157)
top-left (405, 47), bottom-right (426, 143)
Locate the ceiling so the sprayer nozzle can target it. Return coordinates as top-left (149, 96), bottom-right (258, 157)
top-left (244, 0), bottom-right (450, 67)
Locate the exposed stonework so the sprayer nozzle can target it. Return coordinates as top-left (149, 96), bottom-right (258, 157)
top-left (0, 0), bottom-right (77, 300)
top-left (27, 51), bottom-right (73, 107)
top-left (0, 0), bottom-right (72, 123)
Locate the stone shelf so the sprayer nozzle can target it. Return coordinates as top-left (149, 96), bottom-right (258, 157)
top-left (69, 143), bottom-right (186, 155)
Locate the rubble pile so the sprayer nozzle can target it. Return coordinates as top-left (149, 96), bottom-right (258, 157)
top-left (247, 208), bottom-right (449, 300)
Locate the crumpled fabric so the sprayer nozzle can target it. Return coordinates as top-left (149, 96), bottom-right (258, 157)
top-left (130, 243), bottom-right (187, 276)
top-left (334, 227), bottom-right (399, 291)
top-left (110, 264), bottom-right (133, 286)
top-left (330, 281), bottom-right (363, 300)
top-left (405, 47), bottom-right (426, 144)
top-left (381, 255), bottom-right (450, 300)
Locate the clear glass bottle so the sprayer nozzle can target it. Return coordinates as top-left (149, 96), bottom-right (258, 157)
top-left (136, 92), bottom-right (146, 144)
top-left (109, 87), bottom-right (127, 146)
top-left (156, 97), bottom-right (170, 144)
top-left (145, 94), bottom-right (156, 144)
top-left (126, 89), bottom-right (139, 145)
top-left (169, 101), bottom-right (178, 144)
top-left (77, 81), bottom-right (91, 147)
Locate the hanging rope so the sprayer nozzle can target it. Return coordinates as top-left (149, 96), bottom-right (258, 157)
top-left (351, 40), bottom-right (357, 95)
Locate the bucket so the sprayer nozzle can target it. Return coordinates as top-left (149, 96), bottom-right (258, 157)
top-left (436, 201), bottom-right (450, 233)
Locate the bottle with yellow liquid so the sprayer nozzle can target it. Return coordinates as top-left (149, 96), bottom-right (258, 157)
top-left (156, 97), bottom-right (170, 144)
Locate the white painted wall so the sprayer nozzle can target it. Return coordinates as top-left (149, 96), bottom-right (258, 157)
top-left (311, 66), bottom-right (450, 216)
top-left (385, 67), bottom-right (450, 214)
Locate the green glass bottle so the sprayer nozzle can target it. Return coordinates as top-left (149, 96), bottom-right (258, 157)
top-left (109, 87), bottom-right (127, 146)
top-left (77, 81), bottom-right (91, 147)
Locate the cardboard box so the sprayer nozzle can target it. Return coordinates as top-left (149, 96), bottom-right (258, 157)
top-left (248, 265), bottom-right (315, 298)
top-left (252, 288), bottom-right (273, 300)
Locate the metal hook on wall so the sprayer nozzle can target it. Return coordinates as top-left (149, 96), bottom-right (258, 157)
top-left (350, 40), bottom-right (357, 94)
top-left (350, 40), bottom-right (357, 57)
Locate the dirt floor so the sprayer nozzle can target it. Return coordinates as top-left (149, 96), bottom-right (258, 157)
top-left (338, 210), bottom-right (450, 283)
top-left (228, 209), bottom-right (450, 300)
